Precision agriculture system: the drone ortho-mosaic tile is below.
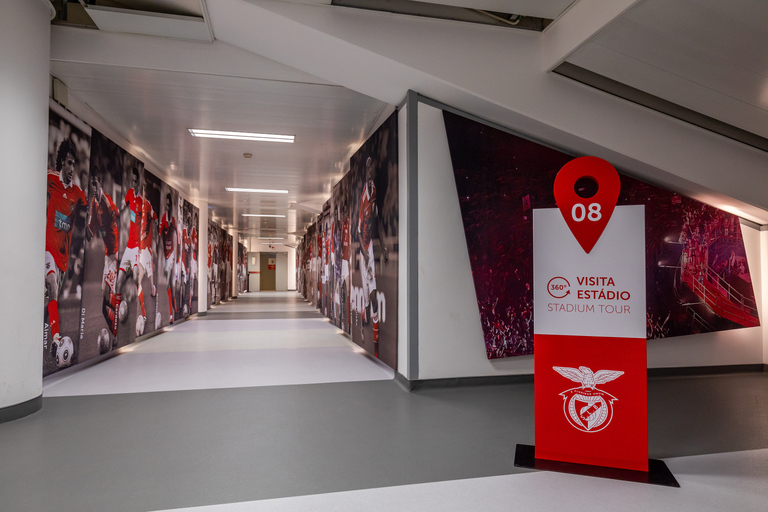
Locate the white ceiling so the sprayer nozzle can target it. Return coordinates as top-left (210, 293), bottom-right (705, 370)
top-left (49, 0), bottom-right (768, 236)
top-left (50, 6), bottom-right (392, 246)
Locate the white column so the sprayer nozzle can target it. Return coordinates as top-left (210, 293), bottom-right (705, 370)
top-left (197, 200), bottom-right (208, 313)
top-left (0, 0), bottom-right (51, 420)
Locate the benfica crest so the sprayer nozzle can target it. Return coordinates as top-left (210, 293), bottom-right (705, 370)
top-left (553, 366), bottom-right (624, 433)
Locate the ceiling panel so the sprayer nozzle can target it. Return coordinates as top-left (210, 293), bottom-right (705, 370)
top-left (565, 0), bottom-right (768, 142)
top-left (50, 58), bottom-right (389, 243)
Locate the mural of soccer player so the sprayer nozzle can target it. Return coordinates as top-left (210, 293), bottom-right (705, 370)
top-left (114, 166), bottom-right (147, 343)
top-left (159, 190), bottom-right (179, 324)
top-left (78, 129), bottom-right (127, 365)
top-left (346, 111), bottom-right (398, 367)
top-left (357, 156), bottom-right (381, 357)
top-left (84, 169), bottom-right (120, 351)
top-left (332, 197), bottom-right (342, 326)
top-left (138, 173), bottom-right (160, 332)
top-left (44, 135), bottom-right (89, 373)
top-left (178, 201), bottom-right (196, 317)
top-left (339, 177), bottom-right (352, 334)
top-left (188, 207), bottom-right (199, 314)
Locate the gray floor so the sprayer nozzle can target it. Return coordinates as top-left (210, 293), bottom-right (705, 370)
top-left (1, 293), bottom-right (767, 511)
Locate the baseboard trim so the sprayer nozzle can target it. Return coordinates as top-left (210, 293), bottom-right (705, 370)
top-left (647, 364), bottom-right (767, 378)
top-left (0, 394), bottom-right (42, 424)
top-left (394, 364), bottom-right (768, 391)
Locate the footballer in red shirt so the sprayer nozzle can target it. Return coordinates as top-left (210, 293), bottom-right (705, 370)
top-left (115, 167), bottom-right (147, 332)
top-left (159, 193), bottom-right (179, 323)
top-left (86, 171), bottom-right (120, 341)
top-left (45, 138), bottom-right (87, 362)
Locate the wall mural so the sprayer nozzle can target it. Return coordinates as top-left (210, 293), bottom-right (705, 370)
top-left (442, 110), bottom-right (760, 360)
top-left (207, 220), bottom-right (233, 306)
top-left (45, 104), bottom-right (198, 376)
top-left (298, 111), bottom-right (399, 369)
top-left (237, 242), bottom-right (248, 294)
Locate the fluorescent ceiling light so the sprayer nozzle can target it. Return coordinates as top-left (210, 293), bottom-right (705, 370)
top-left (242, 214), bottom-right (286, 218)
top-left (258, 237), bottom-right (284, 240)
top-left (226, 188), bottom-right (288, 194)
top-left (188, 129), bottom-right (294, 143)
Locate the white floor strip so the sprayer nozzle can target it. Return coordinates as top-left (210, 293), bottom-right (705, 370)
top-left (152, 449), bottom-right (768, 512)
top-left (43, 346), bottom-right (393, 396)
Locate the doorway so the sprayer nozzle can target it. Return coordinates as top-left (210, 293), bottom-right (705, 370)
top-left (260, 252), bottom-right (277, 291)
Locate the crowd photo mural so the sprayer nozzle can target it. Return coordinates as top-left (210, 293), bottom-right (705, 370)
top-left (442, 110), bottom-right (760, 360)
top-left (297, 111), bottom-right (399, 369)
top-left (44, 103), bottom-right (199, 376)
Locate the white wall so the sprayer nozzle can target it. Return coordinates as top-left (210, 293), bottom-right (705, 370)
top-left (276, 253), bottom-right (288, 292)
top-left (197, 201), bottom-right (208, 312)
top-left (416, 101), bottom-right (766, 380)
top-left (397, 104), bottom-right (410, 377)
top-left (287, 247), bottom-right (297, 291)
top-left (417, 103), bottom-right (534, 378)
top-left (0, 0), bottom-right (51, 410)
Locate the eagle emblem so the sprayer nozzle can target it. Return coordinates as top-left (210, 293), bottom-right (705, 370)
top-left (553, 366), bottom-right (623, 433)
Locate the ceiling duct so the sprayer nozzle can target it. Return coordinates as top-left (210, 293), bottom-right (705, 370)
top-left (332, 0), bottom-right (552, 31)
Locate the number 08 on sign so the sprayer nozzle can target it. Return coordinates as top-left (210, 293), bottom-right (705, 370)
top-left (532, 156), bottom-right (648, 473)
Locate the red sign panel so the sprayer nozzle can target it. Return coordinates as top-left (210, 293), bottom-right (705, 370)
top-left (534, 334), bottom-right (648, 471)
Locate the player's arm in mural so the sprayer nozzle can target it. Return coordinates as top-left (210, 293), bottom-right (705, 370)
top-left (357, 156), bottom-right (380, 357)
top-left (45, 138), bottom-right (87, 364)
top-left (85, 171), bottom-right (121, 343)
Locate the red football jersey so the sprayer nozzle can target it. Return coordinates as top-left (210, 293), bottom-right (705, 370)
top-left (88, 192), bottom-right (120, 256)
top-left (358, 184), bottom-right (377, 249)
top-left (46, 170), bottom-right (87, 271)
top-left (124, 188), bottom-right (142, 249)
top-left (159, 212), bottom-right (177, 259)
top-left (207, 242), bottom-right (212, 268)
top-left (139, 199), bottom-right (157, 250)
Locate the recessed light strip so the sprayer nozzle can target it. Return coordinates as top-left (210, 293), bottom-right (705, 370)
top-left (226, 188), bottom-right (288, 194)
top-left (258, 237), bottom-right (284, 240)
top-left (188, 129), bottom-right (294, 143)
top-left (242, 214), bottom-right (286, 218)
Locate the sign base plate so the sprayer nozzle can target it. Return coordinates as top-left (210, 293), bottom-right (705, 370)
top-left (513, 444), bottom-right (680, 488)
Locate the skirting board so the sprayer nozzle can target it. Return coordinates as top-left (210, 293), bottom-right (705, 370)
top-left (0, 395), bottom-right (42, 424)
top-left (396, 364), bottom-right (768, 391)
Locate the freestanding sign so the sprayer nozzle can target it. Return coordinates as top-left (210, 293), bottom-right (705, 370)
top-left (533, 157), bottom-right (648, 473)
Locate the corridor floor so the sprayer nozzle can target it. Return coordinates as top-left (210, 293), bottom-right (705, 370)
top-left (1, 292), bottom-right (767, 511)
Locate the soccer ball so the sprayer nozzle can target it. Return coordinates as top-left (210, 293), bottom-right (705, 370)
top-left (119, 301), bottom-right (128, 324)
top-left (136, 315), bottom-right (146, 337)
top-left (155, 314), bottom-right (162, 330)
top-left (97, 328), bottom-right (111, 355)
top-left (56, 336), bottom-right (74, 368)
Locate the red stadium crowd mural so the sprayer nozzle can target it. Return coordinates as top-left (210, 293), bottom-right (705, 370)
top-left (443, 110), bottom-right (759, 360)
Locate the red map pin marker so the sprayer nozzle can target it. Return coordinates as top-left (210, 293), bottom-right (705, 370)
top-left (553, 156), bottom-right (621, 254)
